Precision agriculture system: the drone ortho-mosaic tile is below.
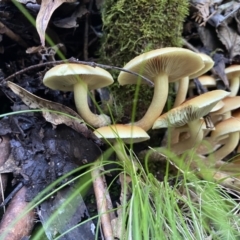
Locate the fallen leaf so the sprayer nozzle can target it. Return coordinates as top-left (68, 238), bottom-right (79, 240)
top-left (36, 0), bottom-right (76, 46)
top-left (212, 52), bottom-right (230, 90)
top-left (7, 81), bottom-right (93, 138)
top-left (217, 24), bottom-right (240, 59)
top-left (0, 154), bottom-right (21, 174)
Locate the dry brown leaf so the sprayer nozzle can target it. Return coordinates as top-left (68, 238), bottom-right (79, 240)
top-left (217, 25), bottom-right (240, 59)
top-left (36, 0), bottom-right (76, 46)
top-left (0, 154), bottom-right (21, 174)
top-left (7, 81), bottom-right (93, 138)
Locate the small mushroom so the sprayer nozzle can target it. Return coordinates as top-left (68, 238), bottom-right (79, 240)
top-left (225, 65), bottom-right (240, 96)
top-left (43, 63), bottom-right (114, 128)
top-left (205, 118), bottom-right (240, 166)
top-left (188, 75), bottom-right (216, 97)
top-left (117, 48), bottom-right (204, 131)
top-left (211, 96), bottom-right (240, 121)
top-left (94, 124), bottom-right (150, 162)
top-left (152, 90), bottom-right (230, 155)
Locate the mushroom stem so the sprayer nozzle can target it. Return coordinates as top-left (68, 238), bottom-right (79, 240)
top-left (229, 76), bottom-right (240, 97)
top-left (74, 81), bottom-right (111, 128)
top-left (207, 132), bottom-right (239, 163)
top-left (171, 76), bottom-right (189, 143)
top-left (170, 120), bottom-right (204, 155)
top-left (152, 120), bottom-right (204, 156)
top-left (133, 73), bottom-right (168, 131)
top-left (173, 76), bottom-right (189, 107)
top-left (113, 141), bottom-right (129, 163)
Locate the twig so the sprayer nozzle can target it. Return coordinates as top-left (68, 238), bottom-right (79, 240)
top-left (0, 186), bottom-right (35, 240)
top-left (0, 182), bottom-right (23, 207)
top-left (182, 38), bottom-right (199, 53)
top-left (0, 21), bottom-right (28, 48)
top-left (0, 57), bottom-right (154, 87)
top-left (91, 162), bottom-right (114, 240)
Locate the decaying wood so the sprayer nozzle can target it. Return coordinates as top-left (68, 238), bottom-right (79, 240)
top-left (91, 163), bottom-right (114, 240)
top-left (0, 186), bottom-right (35, 240)
top-left (0, 135), bottom-right (10, 202)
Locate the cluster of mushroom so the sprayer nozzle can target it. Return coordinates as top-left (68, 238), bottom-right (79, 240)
top-left (42, 48), bottom-right (240, 188)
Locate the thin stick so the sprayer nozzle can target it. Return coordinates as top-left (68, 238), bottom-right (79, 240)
top-left (0, 186), bottom-right (35, 240)
top-left (182, 38), bottom-right (199, 53)
top-left (0, 182), bottom-right (23, 207)
top-left (1, 58), bottom-right (154, 87)
top-left (91, 162), bottom-right (114, 240)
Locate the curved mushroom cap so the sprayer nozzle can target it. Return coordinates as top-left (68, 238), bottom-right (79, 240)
top-left (118, 48), bottom-right (204, 85)
top-left (94, 124), bottom-right (150, 144)
top-left (189, 76), bottom-right (216, 90)
top-left (210, 100), bottom-right (224, 113)
top-left (212, 97), bottom-right (240, 116)
top-left (198, 75), bottom-right (216, 87)
top-left (225, 65), bottom-right (240, 79)
top-left (152, 90), bottom-right (230, 129)
top-left (43, 63), bottom-right (114, 91)
top-left (210, 118), bottom-right (240, 139)
top-left (189, 53), bottom-right (214, 79)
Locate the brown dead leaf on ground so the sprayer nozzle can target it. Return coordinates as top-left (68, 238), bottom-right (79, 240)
top-left (0, 154), bottom-right (21, 174)
top-left (217, 25), bottom-right (240, 59)
top-left (0, 136), bottom-right (10, 201)
top-left (36, 0), bottom-right (76, 46)
top-left (7, 81), bottom-right (94, 139)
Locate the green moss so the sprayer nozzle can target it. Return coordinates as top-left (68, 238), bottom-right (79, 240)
top-left (99, 0), bottom-right (189, 122)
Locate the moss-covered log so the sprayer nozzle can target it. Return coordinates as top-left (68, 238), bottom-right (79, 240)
top-left (99, 0), bottom-right (189, 123)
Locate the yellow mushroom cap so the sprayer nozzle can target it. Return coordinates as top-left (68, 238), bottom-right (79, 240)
top-left (225, 65), bottom-right (240, 79)
top-left (94, 124), bottom-right (150, 144)
top-left (210, 100), bottom-right (224, 113)
top-left (211, 117), bottom-right (240, 139)
top-left (213, 96), bottom-right (240, 115)
top-left (198, 75), bottom-right (216, 87)
top-left (118, 47), bottom-right (204, 85)
top-left (153, 90), bottom-right (230, 129)
top-left (189, 53), bottom-right (214, 79)
top-left (43, 63), bottom-right (114, 91)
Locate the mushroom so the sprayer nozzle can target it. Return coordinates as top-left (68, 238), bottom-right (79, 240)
top-left (93, 124), bottom-right (150, 162)
top-left (173, 53), bottom-right (214, 107)
top-left (211, 96), bottom-right (240, 121)
top-left (43, 63), bottom-right (114, 128)
top-left (177, 100), bottom-right (223, 143)
top-left (117, 47), bottom-right (204, 131)
top-left (188, 75), bottom-right (216, 97)
top-left (152, 90), bottom-right (230, 155)
top-left (225, 65), bottom-right (240, 96)
top-left (204, 118), bottom-right (240, 167)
